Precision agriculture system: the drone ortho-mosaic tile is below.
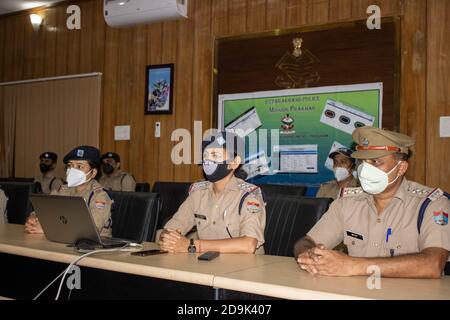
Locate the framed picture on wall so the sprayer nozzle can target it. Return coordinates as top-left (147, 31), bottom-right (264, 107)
top-left (145, 63), bottom-right (174, 114)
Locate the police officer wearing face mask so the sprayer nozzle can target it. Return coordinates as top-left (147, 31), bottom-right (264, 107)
top-left (25, 146), bottom-right (113, 237)
top-left (316, 147), bottom-right (359, 200)
top-left (159, 131), bottom-right (266, 254)
top-left (294, 126), bottom-right (450, 278)
top-left (98, 152), bottom-right (136, 192)
top-left (34, 152), bottom-right (64, 194)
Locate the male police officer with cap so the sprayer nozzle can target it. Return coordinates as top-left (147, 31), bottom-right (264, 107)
top-left (99, 152), bottom-right (136, 192)
top-left (316, 147), bottom-right (359, 200)
top-left (294, 126), bottom-right (450, 278)
top-left (34, 152), bottom-right (64, 194)
top-left (0, 188), bottom-right (7, 224)
top-left (25, 146), bottom-right (113, 237)
top-left (160, 131), bottom-right (266, 254)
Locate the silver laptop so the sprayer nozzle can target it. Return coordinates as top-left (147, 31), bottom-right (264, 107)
top-left (30, 194), bottom-right (126, 248)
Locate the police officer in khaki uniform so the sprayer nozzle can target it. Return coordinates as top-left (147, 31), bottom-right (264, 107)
top-left (316, 147), bottom-right (359, 200)
top-left (0, 189), bottom-right (7, 224)
top-left (25, 146), bottom-right (113, 237)
top-left (34, 152), bottom-right (64, 194)
top-left (160, 131), bottom-right (266, 254)
top-left (99, 152), bottom-right (136, 192)
top-left (294, 126), bottom-right (450, 278)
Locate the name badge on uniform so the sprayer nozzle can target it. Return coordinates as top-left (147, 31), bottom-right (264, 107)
top-left (346, 231), bottom-right (364, 240)
top-left (194, 214), bottom-right (207, 220)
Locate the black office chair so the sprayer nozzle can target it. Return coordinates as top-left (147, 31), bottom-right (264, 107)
top-left (264, 194), bottom-right (333, 257)
top-left (110, 191), bottom-right (160, 242)
top-left (256, 183), bottom-right (306, 197)
top-left (152, 181), bottom-right (191, 229)
top-left (0, 177), bottom-right (35, 183)
top-left (0, 181), bottom-right (38, 224)
top-left (135, 182), bottom-right (151, 192)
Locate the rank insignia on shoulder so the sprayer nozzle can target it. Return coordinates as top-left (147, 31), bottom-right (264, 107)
top-left (238, 183), bottom-right (260, 194)
top-left (189, 181), bottom-right (210, 193)
top-left (342, 187), bottom-right (364, 197)
top-left (433, 210), bottom-right (449, 226)
top-left (426, 188), bottom-right (444, 201)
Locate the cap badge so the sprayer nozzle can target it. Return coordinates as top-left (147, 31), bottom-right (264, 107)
top-left (77, 149), bottom-right (84, 157)
top-left (362, 138), bottom-right (369, 147)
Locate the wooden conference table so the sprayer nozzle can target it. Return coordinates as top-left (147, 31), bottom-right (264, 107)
top-left (0, 224), bottom-right (449, 300)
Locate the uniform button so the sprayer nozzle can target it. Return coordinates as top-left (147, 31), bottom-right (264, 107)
top-left (351, 241), bottom-right (355, 245)
top-left (212, 221), bottom-right (216, 225)
top-left (198, 221), bottom-right (201, 225)
top-left (377, 218), bottom-right (381, 223)
top-left (397, 244), bottom-right (401, 249)
top-left (215, 205), bottom-right (219, 209)
top-left (373, 242), bottom-right (378, 247)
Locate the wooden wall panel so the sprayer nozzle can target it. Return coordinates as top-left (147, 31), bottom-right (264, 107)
top-left (0, 0), bottom-right (447, 190)
top-left (426, 0), bottom-right (450, 191)
top-left (400, 0), bottom-right (427, 186)
top-left (143, 24), bottom-right (163, 186)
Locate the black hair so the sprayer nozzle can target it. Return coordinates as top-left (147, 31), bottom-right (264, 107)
top-left (395, 151), bottom-right (412, 161)
top-left (234, 165), bottom-right (248, 180)
top-left (87, 161), bottom-right (102, 181)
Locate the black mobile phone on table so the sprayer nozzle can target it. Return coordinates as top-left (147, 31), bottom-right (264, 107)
top-left (198, 251), bottom-right (220, 261)
top-left (131, 249), bottom-right (168, 256)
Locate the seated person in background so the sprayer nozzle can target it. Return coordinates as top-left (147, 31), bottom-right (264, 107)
top-left (160, 131), bottom-right (266, 254)
top-left (294, 126), bottom-right (450, 279)
top-left (0, 188), bottom-right (7, 224)
top-left (25, 146), bottom-right (113, 237)
top-left (316, 147), bottom-right (359, 200)
top-left (99, 152), bottom-right (136, 192)
top-left (34, 152), bottom-right (64, 194)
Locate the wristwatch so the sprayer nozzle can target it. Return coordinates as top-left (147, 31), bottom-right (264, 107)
top-left (188, 238), bottom-right (196, 253)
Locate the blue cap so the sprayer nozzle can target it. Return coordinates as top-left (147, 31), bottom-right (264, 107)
top-left (101, 152), bottom-right (120, 163)
top-left (39, 152), bottom-right (57, 162)
top-left (63, 146), bottom-right (101, 165)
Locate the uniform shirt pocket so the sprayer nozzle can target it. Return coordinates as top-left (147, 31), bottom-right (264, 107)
top-left (343, 232), bottom-right (367, 257)
top-left (382, 234), bottom-right (418, 257)
top-left (194, 214), bottom-right (209, 232)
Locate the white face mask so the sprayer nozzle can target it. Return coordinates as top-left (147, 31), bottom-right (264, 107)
top-left (66, 168), bottom-right (92, 187)
top-left (333, 167), bottom-right (351, 182)
top-left (357, 161), bottom-right (401, 195)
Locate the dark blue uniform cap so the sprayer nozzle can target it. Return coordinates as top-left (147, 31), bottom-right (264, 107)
top-left (63, 146), bottom-right (101, 165)
top-left (100, 152), bottom-right (120, 163)
top-left (39, 152), bottom-right (58, 162)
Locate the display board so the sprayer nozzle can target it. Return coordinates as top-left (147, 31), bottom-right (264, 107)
top-left (219, 83), bottom-right (382, 185)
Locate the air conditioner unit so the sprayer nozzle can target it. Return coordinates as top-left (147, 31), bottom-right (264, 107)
top-left (104, 0), bottom-right (188, 28)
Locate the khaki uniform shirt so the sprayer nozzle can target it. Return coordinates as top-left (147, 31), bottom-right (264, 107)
top-left (308, 179), bottom-right (450, 260)
top-left (35, 171), bottom-right (64, 195)
top-left (51, 180), bottom-right (113, 237)
top-left (0, 189), bottom-right (7, 224)
top-left (316, 177), bottom-right (359, 200)
top-left (99, 170), bottom-right (136, 192)
top-left (164, 176), bottom-right (266, 254)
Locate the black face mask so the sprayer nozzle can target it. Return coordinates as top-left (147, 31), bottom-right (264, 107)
top-left (102, 163), bottom-right (115, 175)
top-left (202, 160), bottom-right (232, 183)
top-left (39, 163), bottom-right (52, 174)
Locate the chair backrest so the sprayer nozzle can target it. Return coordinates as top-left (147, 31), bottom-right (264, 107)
top-left (0, 181), bottom-right (38, 224)
top-left (0, 177), bottom-right (35, 183)
top-left (264, 194), bottom-right (332, 257)
top-left (110, 191), bottom-right (160, 242)
top-left (256, 183), bottom-right (306, 197)
top-left (135, 182), bottom-right (151, 193)
top-left (152, 181), bottom-right (191, 229)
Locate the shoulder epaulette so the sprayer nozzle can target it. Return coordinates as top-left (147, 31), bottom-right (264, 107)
top-left (189, 181), bottom-right (210, 193)
top-left (342, 187), bottom-right (364, 197)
